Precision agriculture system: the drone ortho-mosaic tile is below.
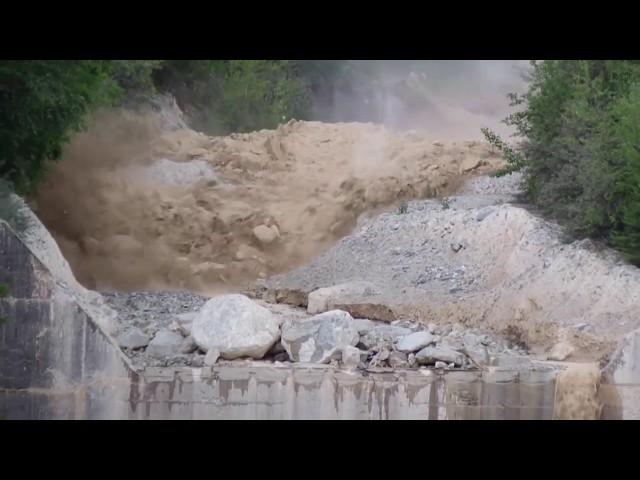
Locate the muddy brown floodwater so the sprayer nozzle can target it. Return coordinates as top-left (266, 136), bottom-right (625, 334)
top-left (31, 108), bottom-right (505, 294)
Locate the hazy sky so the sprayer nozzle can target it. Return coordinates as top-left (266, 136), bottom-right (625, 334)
top-left (311, 60), bottom-right (531, 139)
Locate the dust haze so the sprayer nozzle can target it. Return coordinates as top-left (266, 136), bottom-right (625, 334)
top-left (30, 61), bottom-right (528, 293)
top-left (309, 60), bottom-right (531, 139)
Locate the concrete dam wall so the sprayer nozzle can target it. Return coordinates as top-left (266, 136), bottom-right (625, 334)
top-left (0, 220), bottom-right (637, 420)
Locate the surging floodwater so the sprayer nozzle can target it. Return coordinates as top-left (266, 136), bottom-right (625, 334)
top-left (31, 115), bottom-right (505, 293)
top-left (30, 61), bottom-right (530, 293)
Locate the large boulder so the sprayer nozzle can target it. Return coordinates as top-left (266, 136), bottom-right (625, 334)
top-left (191, 294), bottom-right (282, 360)
top-left (281, 310), bottom-right (359, 363)
top-left (253, 224), bottom-right (279, 245)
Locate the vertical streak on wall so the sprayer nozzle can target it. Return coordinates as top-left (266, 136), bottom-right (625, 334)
top-left (552, 363), bottom-right (602, 420)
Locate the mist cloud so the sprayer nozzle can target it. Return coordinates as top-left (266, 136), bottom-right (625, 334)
top-left (309, 60), bottom-right (531, 140)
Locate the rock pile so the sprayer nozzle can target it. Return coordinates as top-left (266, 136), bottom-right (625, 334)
top-left (107, 291), bottom-right (528, 371)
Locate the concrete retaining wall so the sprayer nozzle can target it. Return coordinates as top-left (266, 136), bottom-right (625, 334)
top-left (0, 221), bottom-right (136, 419)
top-left (0, 220), bottom-right (634, 420)
top-left (124, 364), bottom-right (558, 420)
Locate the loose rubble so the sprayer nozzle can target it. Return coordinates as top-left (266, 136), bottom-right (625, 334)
top-left (281, 310), bottom-right (359, 363)
top-left (307, 281), bottom-right (381, 314)
top-left (147, 330), bottom-right (184, 357)
top-left (204, 348), bottom-right (221, 366)
top-left (341, 346), bottom-right (362, 368)
top-left (389, 351), bottom-right (409, 368)
top-left (105, 287), bottom-right (525, 371)
top-left (117, 327), bottom-right (150, 350)
top-left (360, 325), bottom-right (413, 350)
top-left (416, 345), bottom-right (466, 366)
top-left (396, 331), bottom-right (438, 353)
top-left (179, 336), bottom-right (198, 354)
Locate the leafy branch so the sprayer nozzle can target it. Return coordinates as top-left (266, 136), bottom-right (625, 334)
top-left (481, 127), bottom-right (526, 177)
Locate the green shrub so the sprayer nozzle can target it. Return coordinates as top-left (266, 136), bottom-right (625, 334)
top-left (488, 60), bottom-right (640, 263)
top-left (110, 60), bottom-right (163, 93)
top-left (608, 82), bottom-right (640, 263)
top-left (0, 60), bottom-right (311, 191)
top-left (215, 60), bottom-right (308, 133)
top-left (481, 127), bottom-right (526, 177)
top-left (153, 60), bottom-right (309, 134)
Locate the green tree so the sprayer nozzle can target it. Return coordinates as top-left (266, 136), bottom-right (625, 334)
top-left (110, 60), bottom-right (163, 92)
top-left (216, 60), bottom-right (308, 132)
top-left (0, 60), bottom-right (315, 191)
top-left (609, 82), bottom-right (640, 262)
top-left (151, 60), bottom-right (309, 134)
top-left (0, 60), bottom-right (118, 193)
